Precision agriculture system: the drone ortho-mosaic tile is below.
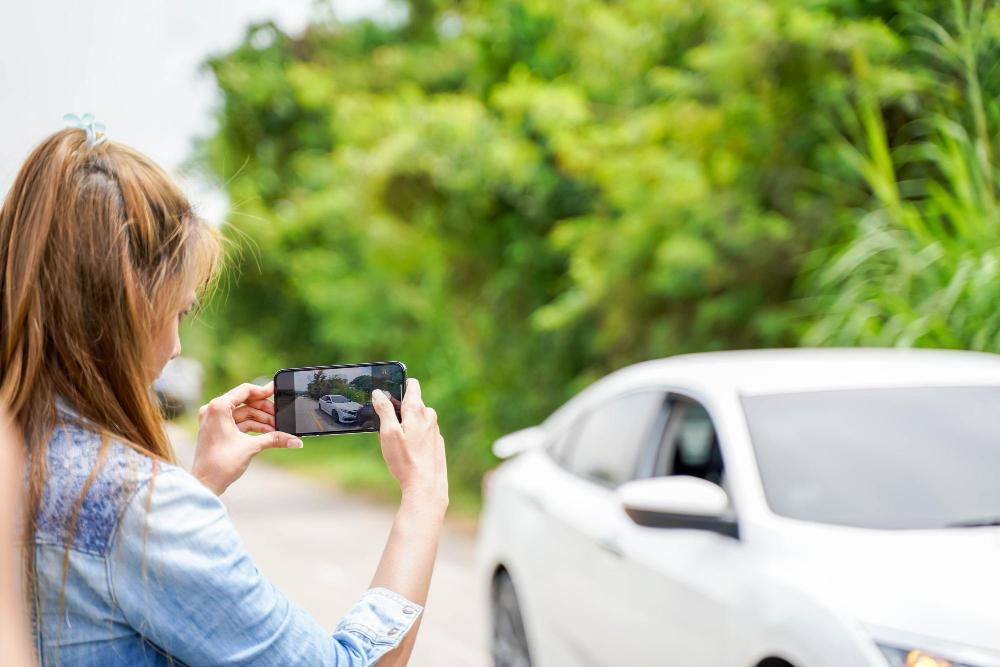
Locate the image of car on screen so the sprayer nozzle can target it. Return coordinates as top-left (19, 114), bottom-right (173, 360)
top-left (318, 394), bottom-right (360, 423)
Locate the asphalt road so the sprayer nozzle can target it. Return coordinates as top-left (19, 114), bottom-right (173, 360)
top-left (169, 424), bottom-right (490, 666)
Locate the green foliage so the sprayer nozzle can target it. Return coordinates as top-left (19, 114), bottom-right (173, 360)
top-left (802, 0), bottom-right (1000, 351)
top-left (184, 0), bottom-right (996, 499)
top-left (305, 370), bottom-right (367, 402)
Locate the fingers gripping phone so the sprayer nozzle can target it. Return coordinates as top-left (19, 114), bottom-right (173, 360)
top-left (273, 362), bottom-right (406, 436)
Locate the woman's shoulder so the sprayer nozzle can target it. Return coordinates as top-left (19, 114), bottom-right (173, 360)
top-left (35, 414), bottom-right (189, 555)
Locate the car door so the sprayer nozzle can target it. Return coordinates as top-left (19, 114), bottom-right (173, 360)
top-left (532, 390), bottom-right (668, 666)
top-left (608, 396), bottom-right (743, 666)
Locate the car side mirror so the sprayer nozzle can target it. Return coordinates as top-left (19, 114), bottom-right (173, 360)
top-left (617, 476), bottom-right (739, 539)
top-left (492, 426), bottom-right (545, 459)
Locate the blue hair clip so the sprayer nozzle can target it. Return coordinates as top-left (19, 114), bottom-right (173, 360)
top-left (64, 112), bottom-right (108, 147)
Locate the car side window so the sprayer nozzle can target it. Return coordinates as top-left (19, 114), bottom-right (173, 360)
top-left (545, 422), bottom-right (578, 467)
top-left (654, 398), bottom-right (725, 486)
top-left (562, 391), bottom-right (667, 488)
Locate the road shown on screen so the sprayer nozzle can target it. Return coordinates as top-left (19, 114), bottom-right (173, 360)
top-left (294, 396), bottom-right (356, 433)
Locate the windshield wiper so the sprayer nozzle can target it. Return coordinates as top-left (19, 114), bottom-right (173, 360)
top-left (944, 517), bottom-right (1000, 528)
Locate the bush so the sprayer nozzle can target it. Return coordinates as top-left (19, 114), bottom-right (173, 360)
top-left (802, 1), bottom-right (1000, 351)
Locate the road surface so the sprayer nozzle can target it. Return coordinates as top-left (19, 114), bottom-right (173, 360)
top-left (169, 425), bottom-right (489, 666)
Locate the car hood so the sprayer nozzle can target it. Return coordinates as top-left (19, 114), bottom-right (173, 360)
top-left (335, 402), bottom-right (361, 410)
top-left (762, 520), bottom-right (1000, 652)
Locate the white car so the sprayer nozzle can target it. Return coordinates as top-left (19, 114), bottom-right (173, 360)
top-left (477, 349), bottom-right (1000, 667)
top-left (318, 394), bottom-right (360, 423)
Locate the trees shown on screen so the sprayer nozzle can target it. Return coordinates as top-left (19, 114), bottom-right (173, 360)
top-left (306, 373), bottom-right (366, 403)
top-left (309, 370), bottom-right (327, 392)
top-left (349, 375), bottom-right (372, 393)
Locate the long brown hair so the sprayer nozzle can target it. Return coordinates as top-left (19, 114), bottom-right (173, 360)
top-left (0, 128), bottom-right (222, 645)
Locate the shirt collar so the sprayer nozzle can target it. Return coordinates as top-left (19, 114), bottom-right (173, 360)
top-left (54, 395), bottom-right (82, 420)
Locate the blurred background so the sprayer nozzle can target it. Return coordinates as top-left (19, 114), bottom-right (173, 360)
top-left (6, 0), bottom-right (1000, 664)
top-left (0, 0), bottom-right (1000, 508)
top-left (5, 0), bottom-right (998, 510)
top-left (204, 0), bottom-right (1000, 510)
top-left (7, 0), bottom-right (1000, 508)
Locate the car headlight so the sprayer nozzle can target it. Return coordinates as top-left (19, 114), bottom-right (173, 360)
top-left (878, 645), bottom-right (959, 666)
top-left (876, 642), bottom-right (996, 667)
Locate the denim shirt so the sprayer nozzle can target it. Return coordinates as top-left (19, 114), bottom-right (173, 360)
top-left (31, 405), bottom-right (422, 665)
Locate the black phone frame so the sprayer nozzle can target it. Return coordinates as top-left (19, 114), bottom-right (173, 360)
top-left (272, 361), bottom-right (407, 437)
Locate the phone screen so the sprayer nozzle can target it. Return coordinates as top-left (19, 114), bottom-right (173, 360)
top-left (273, 362), bottom-right (406, 436)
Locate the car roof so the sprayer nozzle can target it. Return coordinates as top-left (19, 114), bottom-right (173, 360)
top-left (612, 348), bottom-right (1000, 397)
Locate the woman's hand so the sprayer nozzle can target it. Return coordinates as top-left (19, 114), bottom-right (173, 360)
top-left (191, 382), bottom-right (302, 496)
top-left (372, 378), bottom-right (448, 507)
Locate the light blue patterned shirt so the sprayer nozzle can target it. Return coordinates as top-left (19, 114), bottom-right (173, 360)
top-left (31, 403), bottom-right (421, 665)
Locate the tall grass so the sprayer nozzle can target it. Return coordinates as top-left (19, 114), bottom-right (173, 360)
top-left (802, 0), bottom-right (1000, 352)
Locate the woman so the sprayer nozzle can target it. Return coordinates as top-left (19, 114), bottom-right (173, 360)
top-left (0, 123), bottom-right (448, 665)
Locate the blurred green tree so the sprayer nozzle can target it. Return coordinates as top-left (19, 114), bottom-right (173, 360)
top-left (185, 0), bottom-right (986, 497)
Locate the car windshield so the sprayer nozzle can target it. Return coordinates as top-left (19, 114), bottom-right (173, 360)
top-left (741, 387), bottom-right (1000, 530)
top-left (329, 395), bottom-right (349, 403)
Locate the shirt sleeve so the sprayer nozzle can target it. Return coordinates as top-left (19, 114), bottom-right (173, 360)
top-left (108, 466), bottom-right (422, 666)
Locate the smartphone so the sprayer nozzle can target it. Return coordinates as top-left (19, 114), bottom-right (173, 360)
top-left (273, 361), bottom-right (406, 436)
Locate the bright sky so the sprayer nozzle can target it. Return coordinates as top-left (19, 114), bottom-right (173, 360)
top-left (0, 0), bottom-right (389, 219)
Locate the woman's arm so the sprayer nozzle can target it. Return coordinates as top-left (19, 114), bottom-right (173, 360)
top-left (111, 466), bottom-right (428, 666)
top-left (367, 380), bottom-right (449, 666)
top-left (368, 495), bottom-right (445, 666)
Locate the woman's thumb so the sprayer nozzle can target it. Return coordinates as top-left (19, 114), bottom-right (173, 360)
top-left (372, 390), bottom-right (400, 429)
top-left (253, 431), bottom-right (304, 451)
